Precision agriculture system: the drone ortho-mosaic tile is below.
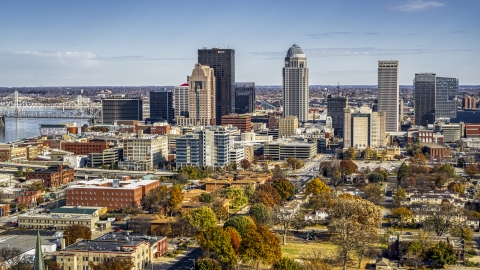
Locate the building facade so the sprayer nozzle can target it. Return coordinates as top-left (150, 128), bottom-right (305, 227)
top-left (235, 82), bottom-right (255, 114)
top-left (378, 61), bottom-right (399, 132)
top-left (149, 89), bottom-right (174, 123)
top-left (327, 96), bottom-right (347, 137)
top-left (121, 136), bottom-right (168, 171)
top-left (101, 96), bottom-right (143, 124)
top-left (61, 140), bottom-right (109, 155)
top-left (221, 114), bottom-right (252, 132)
top-left (198, 48), bottom-right (235, 125)
top-left (174, 83), bottom-right (189, 118)
top-left (26, 165), bottom-right (75, 188)
top-left (283, 44), bottom-right (309, 122)
top-left (414, 73), bottom-right (436, 126)
top-left (279, 116), bottom-right (299, 137)
top-left (435, 77), bottom-right (459, 122)
top-left (343, 106), bottom-right (387, 149)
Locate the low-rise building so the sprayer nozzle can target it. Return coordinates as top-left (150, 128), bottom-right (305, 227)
top-left (222, 114), bottom-right (252, 133)
top-left (0, 204), bottom-right (10, 217)
top-left (422, 143), bottom-right (451, 159)
top-left (25, 165), bottom-right (75, 188)
top-left (18, 212), bottom-right (101, 230)
top-left (18, 189), bottom-right (43, 206)
top-left (263, 138), bottom-right (316, 160)
top-left (61, 140), bottom-right (109, 155)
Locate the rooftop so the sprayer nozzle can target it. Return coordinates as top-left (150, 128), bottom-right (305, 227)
top-left (286, 44), bottom-right (305, 58)
top-left (64, 233), bottom-right (165, 252)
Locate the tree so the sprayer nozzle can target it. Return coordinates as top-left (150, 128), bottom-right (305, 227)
top-left (240, 159), bottom-right (252, 171)
top-left (433, 163), bottom-right (456, 178)
top-left (465, 164), bottom-right (480, 178)
top-left (250, 184), bottom-right (282, 208)
top-left (305, 178), bottom-right (330, 195)
top-left (423, 201), bottom-right (460, 236)
top-left (249, 203), bottom-right (272, 225)
top-left (327, 197), bottom-right (382, 270)
top-left (271, 206), bottom-right (306, 245)
top-left (223, 186), bottom-right (248, 209)
top-left (197, 227), bottom-right (238, 268)
top-left (243, 184), bottom-right (255, 200)
top-left (339, 159), bottom-right (358, 175)
top-left (169, 186), bottom-right (184, 212)
top-left (450, 225), bottom-right (474, 241)
top-left (396, 162), bottom-right (409, 185)
top-left (408, 153), bottom-right (428, 174)
top-left (240, 224), bottom-right (282, 269)
top-left (346, 147), bottom-right (356, 160)
top-left (364, 146), bottom-right (372, 159)
top-left (393, 188), bottom-right (406, 206)
top-left (171, 216), bottom-right (195, 237)
top-left (64, 224), bottom-right (92, 245)
top-left (186, 206), bottom-right (217, 231)
top-left (273, 257), bottom-right (303, 270)
top-left (198, 192), bottom-right (214, 203)
top-left (210, 198), bottom-right (228, 223)
top-left (272, 179), bottom-right (295, 201)
top-left (44, 259), bottom-right (61, 270)
top-left (196, 257), bottom-right (222, 270)
top-left (367, 172), bottom-right (385, 183)
top-left (447, 182), bottom-right (465, 194)
top-left (0, 247), bottom-right (31, 270)
top-left (391, 207), bottom-right (413, 230)
top-left (88, 258), bottom-right (135, 270)
top-left (425, 241), bottom-right (457, 267)
top-left (363, 184), bottom-right (383, 204)
top-left (224, 216), bottom-right (255, 237)
top-left (301, 251), bottom-right (332, 270)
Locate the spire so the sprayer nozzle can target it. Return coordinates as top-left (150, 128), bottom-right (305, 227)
top-left (34, 230), bottom-right (46, 270)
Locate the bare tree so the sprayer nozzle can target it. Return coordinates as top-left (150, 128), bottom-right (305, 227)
top-left (0, 247), bottom-right (32, 270)
top-left (271, 206), bottom-right (305, 245)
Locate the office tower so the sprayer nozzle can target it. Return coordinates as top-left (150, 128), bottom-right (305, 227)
top-left (174, 83), bottom-right (190, 118)
top-left (283, 44), bottom-right (309, 122)
top-left (176, 64), bottom-right (216, 126)
top-left (198, 48), bottom-right (235, 124)
top-left (327, 96), bottom-right (348, 137)
top-left (435, 77), bottom-right (458, 121)
top-left (176, 134), bottom-right (201, 167)
top-left (101, 95), bottom-right (143, 124)
top-left (279, 116), bottom-right (298, 137)
top-left (149, 89), bottom-right (174, 123)
top-left (235, 82), bottom-right (255, 114)
top-left (343, 106), bottom-right (386, 149)
top-left (121, 136), bottom-right (168, 171)
top-left (378, 61), bottom-right (399, 132)
top-left (414, 73), bottom-right (436, 126)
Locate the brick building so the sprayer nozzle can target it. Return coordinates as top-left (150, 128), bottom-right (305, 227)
top-left (17, 190), bottom-right (43, 206)
top-left (61, 140), bottom-right (109, 155)
top-left (0, 204), bottom-right (10, 217)
top-left (222, 114), bottom-right (252, 133)
top-left (25, 165), bottom-right (75, 188)
top-left (65, 178), bottom-right (159, 210)
top-left (465, 124), bottom-right (480, 138)
top-left (423, 143), bottom-right (451, 159)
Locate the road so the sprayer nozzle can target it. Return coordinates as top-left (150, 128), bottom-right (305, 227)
top-left (154, 248), bottom-right (202, 270)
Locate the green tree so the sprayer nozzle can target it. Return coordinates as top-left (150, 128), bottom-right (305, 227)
top-left (273, 257), bottom-right (303, 270)
top-left (210, 198), bottom-right (228, 223)
top-left (64, 224), bottom-right (92, 245)
top-left (195, 257), bottom-right (221, 270)
top-left (223, 186), bottom-right (248, 209)
top-left (367, 172), bottom-right (385, 183)
top-left (240, 224), bottom-right (282, 269)
top-left (249, 203), bottom-right (272, 225)
top-left (450, 226), bottom-right (474, 241)
top-left (197, 227), bottom-right (238, 268)
top-left (271, 179), bottom-right (295, 201)
top-left (396, 162), bottom-right (409, 185)
top-left (224, 216), bottom-right (255, 237)
top-left (198, 192), bottom-right (214, 203)
top-left (243, 184), bottom-right (255, 200)
top-left (186, 206), bottom-right (217, 231)
top-left (426, 241), bottom-right (457, 267)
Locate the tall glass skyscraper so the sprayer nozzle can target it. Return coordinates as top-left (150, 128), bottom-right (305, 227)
top-left (378, 61), bottom-right (399, 132)
top-left (435, 77), bottom-right (458, 121)
top-left (149, 89), bottom-right (174, 123)
top-left (198, 48), bottom-right (235, 125)
top-left (235, 82), bottom-right (255, 114)
top-left (283, 44), bottom-right (309, 122)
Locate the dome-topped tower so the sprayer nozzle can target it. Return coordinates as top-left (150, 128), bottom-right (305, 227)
top-left (286, 44), bottom-right (305, 58)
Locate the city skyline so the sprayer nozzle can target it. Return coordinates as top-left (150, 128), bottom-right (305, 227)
top-left (0, 0), bottom-right (479, 86)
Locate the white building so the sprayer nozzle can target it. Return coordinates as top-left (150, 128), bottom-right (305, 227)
top-left (174, 83), bottom-right (190, 118)
top-left (283, 44), bottom-right (309, 122)
top-left (343, 106), bottom-right (387, 149)
top-left (120, 135), bottom-right (168, 171)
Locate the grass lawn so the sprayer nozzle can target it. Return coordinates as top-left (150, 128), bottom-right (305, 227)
top-left (281, 241), bottom-right (337, 259)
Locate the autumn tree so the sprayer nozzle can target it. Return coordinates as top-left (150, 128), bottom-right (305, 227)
top-left (450, 225), bottom-right (474, 241)
top-left (195, 257), bottom-right (221, 270)
top-left (305, 178), bottom-right (333, 209)
top-left (271, 206), bottom-right (306, 245)
top-left (423, 201), bottom-right (460, 236)
top-left (271, 179), bottom-right (295, 201)
top-left (391, 207), bottom-right (413, 230)
top-left (273, 257), bottom-right (303, 270)
top-left (447, 182), bottom-right (465, 194)
top-left (44, 259), bottom-right (61, 270)
top-left (346, 147), bottom-right (356, 160)
top-left (197, 226), bottom-right (238, 268)
top-left (224, 226), bottom-right (242, 254)
top-left (408, 153), bottom-right (428, 174)
top-left (250, 184), bottom-right (282, 208)
top-left (465, 164), bottom-right (480, 178)
top-left (301, 251), bottom-right (332, 270)
top-left (339, 159), bottom-right (358, 175)
top-left (363, 184), bottom-right (383, 204)
top-left (88, 258), bottom-right (134, 270)
top-left (393, 188), bottom-right (406, 206)
top-left (224, 216), bottom-right (255, 237)
top-left (240, 159), bottom-right (252, 171)
top-left (240, 224), bottom-right (282, 269)
top-left (327, 197), bottom-right (382, 270)
top-left (223, 186), bottom-right (248, 209)
top-left (64, 224), bottom-right (92, 245)
top-left (432, 163), bottom-right (456, 178)
top-left (210, 198), bottom-right (228, 223)
top-left (249, 203), bottom-right (272, 225)
top-left (186, 206), bottom-right (217, 231)
top-left (305, 178), bottom-right (330, 195)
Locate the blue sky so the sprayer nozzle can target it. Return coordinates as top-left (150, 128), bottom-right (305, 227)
top-left (0, 0), bottom-right (478, 86)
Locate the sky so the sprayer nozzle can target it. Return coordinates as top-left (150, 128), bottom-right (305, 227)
top-left (0, 0), bottom-right (478, 87)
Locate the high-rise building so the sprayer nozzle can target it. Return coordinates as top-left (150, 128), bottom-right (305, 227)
top-left (414, 73), bottom-right (459, 126)
top-left (279, 116), bottom-right (298, 137)
top-left (119, 136), bottom-right (168, 171)
top-left (149, 89), bottom-right (174, 123)
top-left (235, 82), bottom-right (255, 114)
top-left (378, 61), bottom-right (399, 132)
top-left (435, 77), bottom-right (458, 121)
top-left (283, 44), bottom-right (309, 122)
top-left (327, 96), bottom-right (347, 137)
top-left (101, 95), bottom-right (143, 124)
top-left (343, 106), bottom-right (387, 149)
top-left (463, 96), bottom-right (477, 109)
top-left (175, 64), bottom-right (216, 126)
top-left (175, 134), bottom-right (201, 167)
top-left (174, 83), bottom-right (190, 118)
top-left (198, 48), bottom-right (235, 124)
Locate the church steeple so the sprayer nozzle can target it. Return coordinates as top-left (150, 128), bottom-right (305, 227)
top-left (34, 230), bottom-right (46, 270)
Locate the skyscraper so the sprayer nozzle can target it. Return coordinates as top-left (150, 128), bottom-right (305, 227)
top-left (378, 60), bottom-right (399, 132)
top-left (283, 44), bottom-right (309, 122)
top-left (414, 73), bottom-right (459, 126)
top-left (174, 83), bottom-right (190, 118)
top-left (198, 48), bottom-right (235, 125)
top-left (101, 95), bottom-right (143, 124)
top-left (235, 82), bottom-right (255, 114)
top-left (327, 96), bottom-right (348, 137)
top-left (149, 89), bottom-right (174, 123)
top-left (343, 105), bottom-right (386, 149)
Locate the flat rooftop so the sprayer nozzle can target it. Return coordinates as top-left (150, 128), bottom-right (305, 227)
top-left (64, 232), bottom-right (165, 252)
top-left (0, 234), bottom-right (59, 253)
top-left (66, 179), bottom-right (157, 190)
